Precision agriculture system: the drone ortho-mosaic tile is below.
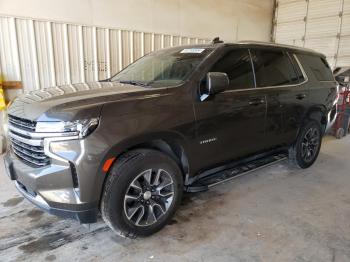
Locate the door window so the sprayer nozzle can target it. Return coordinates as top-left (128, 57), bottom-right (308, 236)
top-left (251, 50), bottom-right (300, 87)
top-left (210, 49), bottom-right (255, 90)
top-left (297, 54), bottom-right (334, 81)
top-left (288, 53), bottom-right (305, 83)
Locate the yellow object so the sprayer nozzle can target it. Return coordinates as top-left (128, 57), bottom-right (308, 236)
top-left (0, 75), bottom-right (5, 111)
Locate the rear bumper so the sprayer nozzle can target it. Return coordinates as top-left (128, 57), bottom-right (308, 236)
top-left (4, 151), bottom-right (98, 223)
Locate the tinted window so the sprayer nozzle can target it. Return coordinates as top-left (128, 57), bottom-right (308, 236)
top-left (289, 53), bottom-right (305, 83)
top-left (210, 49), bottom-right (255, 89)
top-left (297, 54), bottom-right (334, 81)
top-left (251, 50), bottom-right (299, 87)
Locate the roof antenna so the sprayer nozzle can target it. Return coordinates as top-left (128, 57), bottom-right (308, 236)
top-left (212, 37), bottom-right (223, 44)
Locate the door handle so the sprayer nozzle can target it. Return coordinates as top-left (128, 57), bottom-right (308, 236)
top-left (248, 98), bottom-right (265, 106)
top-left (296, 93), bottom-right (307, 100)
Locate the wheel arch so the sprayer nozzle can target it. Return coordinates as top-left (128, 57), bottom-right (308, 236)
top-left (291, 105), bottom-right (327, 145)
top-left (96, 132), bottom-right (191, 204)
top-left (304, 105), bottom-right (328, 132)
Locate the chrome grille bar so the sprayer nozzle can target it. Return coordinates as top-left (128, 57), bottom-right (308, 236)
top-left (8, 115), bottom-right (50, 167)
top-left (8, 124), bottom-right (77, 138)
top-left (9, 138), bottom-right (44, 153)
top-left (8, 115), bottom-right (36, 131)
top-left (13, 151), bottom-right (50, 167)
top-left (9, 131), bottom-right (43, 147)
top-left (12, 143), bottom-right (47, 160)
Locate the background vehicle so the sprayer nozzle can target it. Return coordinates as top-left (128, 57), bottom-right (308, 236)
top-left (4, 40), bottom-right (337, 237)
top-left (332, 76), bottom-right (350, 139)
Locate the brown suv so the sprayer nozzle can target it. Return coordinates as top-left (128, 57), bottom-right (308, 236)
top-left (4, 40), bottom-right (337, 237)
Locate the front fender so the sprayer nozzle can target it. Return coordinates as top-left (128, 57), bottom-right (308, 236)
top-left (93, 130), bottom-right (191, 204)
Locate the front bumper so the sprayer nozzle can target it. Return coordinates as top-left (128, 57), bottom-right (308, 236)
top-left (4, 146), bottom-right (100, 223)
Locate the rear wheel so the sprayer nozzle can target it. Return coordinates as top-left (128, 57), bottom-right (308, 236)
top-left (101, 149), bottom-right (183, 238)
top-left (289, 120), bottom-right (322, 168)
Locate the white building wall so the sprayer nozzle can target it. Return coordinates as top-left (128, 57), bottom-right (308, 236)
top-left (0, 16), bottom-right (211, 94)
top-left (0, 0), bottom-right (274, 43)
top-left (0, 0), bottom-right (274, 94)
top-left (273, 0), bottom-right (350, 68)
top-left (0, 0), bottom-right (274, 93)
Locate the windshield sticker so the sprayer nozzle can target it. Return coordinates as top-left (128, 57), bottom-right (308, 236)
top-left (180, 48), bottom-right (205, 54)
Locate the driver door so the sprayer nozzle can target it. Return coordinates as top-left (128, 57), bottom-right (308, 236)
top-left (192, 48), bottom-right (267, 172)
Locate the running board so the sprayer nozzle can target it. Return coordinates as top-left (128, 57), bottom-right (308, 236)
top-left (186, 153), bottom-right (287, 192)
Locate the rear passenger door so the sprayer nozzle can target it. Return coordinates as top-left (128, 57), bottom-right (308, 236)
top-left (250, 48), bottom-right (309, 148)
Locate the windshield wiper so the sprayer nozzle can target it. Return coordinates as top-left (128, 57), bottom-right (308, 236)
top-left (99, 78), bottom-right (111, 82)
top-left (118, 80), bottom-right (150, 87)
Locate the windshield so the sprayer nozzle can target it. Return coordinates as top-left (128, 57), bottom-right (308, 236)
top-left (111, 47), bottom-right (213, 88)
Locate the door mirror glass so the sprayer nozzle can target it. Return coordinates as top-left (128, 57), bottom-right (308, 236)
top-left (206, 72), bottom-right (229, 95)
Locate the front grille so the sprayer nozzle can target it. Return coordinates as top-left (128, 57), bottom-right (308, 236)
top-left (8, 115), bottom-right (50, 167)
top-left (8, 115), bottom-right (36, 132)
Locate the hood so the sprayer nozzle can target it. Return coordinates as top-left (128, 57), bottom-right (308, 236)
top-left (7, 81), bottom-right (154, 122)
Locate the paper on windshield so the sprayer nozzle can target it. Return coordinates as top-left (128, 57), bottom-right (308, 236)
top-left (180, 48), bottom-right (205, 54)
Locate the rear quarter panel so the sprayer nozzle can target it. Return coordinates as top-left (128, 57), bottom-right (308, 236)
top-left (296, 53), bottom-right (337, 121)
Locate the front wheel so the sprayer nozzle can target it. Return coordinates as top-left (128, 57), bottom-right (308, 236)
top-left (101, 149), bottom-right (183, 238)
top-left (289, 120), bottom-right (322, 169)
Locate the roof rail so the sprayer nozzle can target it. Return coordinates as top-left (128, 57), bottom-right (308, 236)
top-left (237, 40), bottom-right (319, 54)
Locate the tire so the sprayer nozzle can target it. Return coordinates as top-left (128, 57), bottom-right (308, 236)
top-left (335, 128), bottom-right (345, 139)
top-left (289, 120), bottom-right (322, 169)
top-left (101, 149), bottom-right (183, 238)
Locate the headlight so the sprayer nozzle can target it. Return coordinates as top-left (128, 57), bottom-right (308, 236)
top-left (36, 118), bottom-right (99, 138)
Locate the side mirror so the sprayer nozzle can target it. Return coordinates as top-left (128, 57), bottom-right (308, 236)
top-left (206, 72), bottom-right (229, 95)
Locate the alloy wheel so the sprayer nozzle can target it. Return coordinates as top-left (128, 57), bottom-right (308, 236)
top-left (301, 127), bottom-right (320, 163)
top-left (123, 169), bottom-right (175, 227)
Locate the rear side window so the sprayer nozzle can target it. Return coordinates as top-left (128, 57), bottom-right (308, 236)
top-left (251, 49), bottom-right (300, 87)
top-left (297, 54), bottom-right (334, 81)
top-left (210, 49), bottom-right (255, 89)
top-left (289, 53), bottom-right (305, 83)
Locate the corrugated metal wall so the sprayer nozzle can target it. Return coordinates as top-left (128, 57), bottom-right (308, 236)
top-left (273, 0), bottom-right (350, 68)
top-left (0, 15), bottom-right (210, 92)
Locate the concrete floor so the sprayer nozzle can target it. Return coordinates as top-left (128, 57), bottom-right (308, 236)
top-left (1, 136), bottom-right (350, 262)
